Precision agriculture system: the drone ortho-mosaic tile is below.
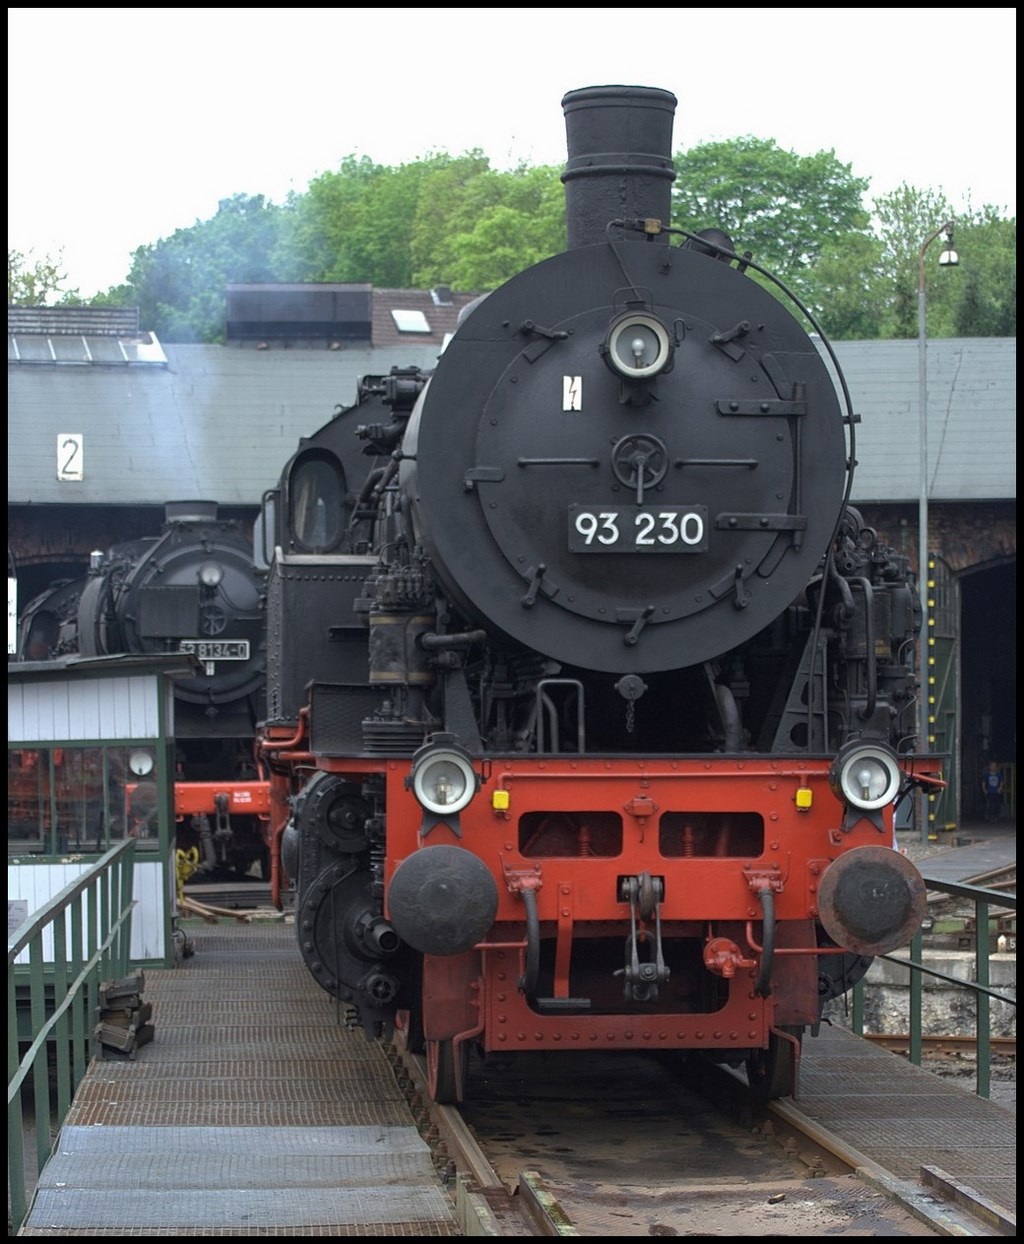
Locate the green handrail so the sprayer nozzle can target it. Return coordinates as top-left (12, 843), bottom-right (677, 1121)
top-left (850, 876), bottom-right (1017, 1099)
top-left (7, 839), bottom-right (136, 1234)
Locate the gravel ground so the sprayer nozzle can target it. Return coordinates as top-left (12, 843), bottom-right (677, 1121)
top-left (896, 832), bottom-right (972, 864)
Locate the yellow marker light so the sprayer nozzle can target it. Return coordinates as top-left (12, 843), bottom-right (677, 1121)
top-left (795, 788), bottom-right (813, 810)
top-left (492, 789), bottom-right (510, 811)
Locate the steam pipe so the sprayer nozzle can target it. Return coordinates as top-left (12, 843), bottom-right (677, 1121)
top-left (714, 683), bottom-right (742, 752)
top-left (851, 577), bottom-right (878, 722)
top-left (419, 630), bottom-right (486, 650)
top-left (755, 888), bottom-right (776, 997)
top-left (519, 886), bottom-right (541, 999)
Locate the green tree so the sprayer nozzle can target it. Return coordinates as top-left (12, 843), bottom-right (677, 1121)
top-left (412, 162), bottom-right (565, 290)
top-left (801, 231), bottom-right (889, 340)
top-left (950, 209), bottom-right (1015, 337)
top-left (406, 153), bottom-right (500, 285)
top-left (871, 184), bottom-right (960, 338)
top-left (41, 137), bottom-right (1011, 345)
top-left (725, 177), bottom-right (1017, 342)
top-left (8, 248), bottom-right (80, 305)
top-left (868, 186), bottom-right (1016, 339)
top-left (282, 154), bottom-right (453, 287)
top-left (670, 137), bottom-right (873, 281)
top-left (281, 153), bottom-right (564, 295)
top-left (122, 193), bottom-right (290, 341)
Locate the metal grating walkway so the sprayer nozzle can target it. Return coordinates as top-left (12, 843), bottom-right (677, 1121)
top-left (19, 920), bottom-right (461, 1236)
top-left (791, 826), bottom-right (1017, 1222)
top-left (792, 1020), bottom-right (1016, 1219)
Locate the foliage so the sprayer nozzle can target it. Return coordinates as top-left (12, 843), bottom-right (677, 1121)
top-left (833, 186), bottom-right (1018, 341)
top-left (23, 137), bottom-right (1014, 344)
top-left (120, 194), bottom-right (292, 342)
top-left (412, 162), bottom-right (566, 289)
top-left (283, 153), bottom-right (566, 292)
top-left (671, 137), bottom-right (873, 275)
top-left (800, 232), bottom-right (889, 340)
top-left (8, 249), bottom-right (80, 305)
top-left (281, 154), bottom-right (433, 287)
top-left (950, 210), bottom-right (1015, 337)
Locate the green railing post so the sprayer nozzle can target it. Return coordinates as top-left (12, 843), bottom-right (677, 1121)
top-left (835, 876), bottom-right (1013, 1099)
top-left (7, 839), bottom-right (136, 1234)
top-left (7, 955), bottom-right (27, 1233)
top-left (909, 928), bottom-right (924, 1067)
top-left (975, 900), bottom-right (991, 1100)
top-left (851, 976), bottom-right (865, 1035)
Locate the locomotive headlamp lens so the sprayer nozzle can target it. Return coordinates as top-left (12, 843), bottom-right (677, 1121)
top-left (410, 745), bottom-right (478, 816)
top-left (199, 561), bottom-right (224, 588)
top-left (830, 742), bottom-right (901, 811)
top-left (128, 749), bottom-right (154, 777)
top-left (604, 312), bottom-right (673, 381)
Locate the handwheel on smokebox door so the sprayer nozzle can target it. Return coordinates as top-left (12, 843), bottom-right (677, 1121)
top-left (427, 1037), bottom-right (469, 1105)
top-left (745, 1026), bottom-right (801, 1101)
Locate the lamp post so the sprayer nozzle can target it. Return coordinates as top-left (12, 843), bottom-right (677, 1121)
top-left (917, 220), bottom-right (958, 841)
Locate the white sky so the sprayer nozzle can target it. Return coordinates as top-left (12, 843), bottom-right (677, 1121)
top-left (8, 6), bottom-right (1017, 298)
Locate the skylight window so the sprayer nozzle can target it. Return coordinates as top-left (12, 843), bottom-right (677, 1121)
top-left (391, 309), bottom-right (431, 334)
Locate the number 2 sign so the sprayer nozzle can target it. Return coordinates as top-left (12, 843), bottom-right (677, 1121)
top-left (57, 434), bottom-right (83, 481)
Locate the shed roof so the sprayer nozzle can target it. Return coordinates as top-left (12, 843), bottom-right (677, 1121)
top-left (7, 317), bottom-right (1015, 507)
top-left (817, 337), bottom-right (1016, 503)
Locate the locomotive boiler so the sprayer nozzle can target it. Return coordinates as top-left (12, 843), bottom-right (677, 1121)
top-left (258, 84), bottom-right (936, 1104)
top-left (17, 501), bottom-right (271, 876)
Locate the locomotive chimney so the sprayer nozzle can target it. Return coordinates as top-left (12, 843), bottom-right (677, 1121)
top-left (560, 84), bottom-right (677, 251)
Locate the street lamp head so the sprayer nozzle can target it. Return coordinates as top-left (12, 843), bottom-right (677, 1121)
top-left (939, 221), bottom-right (959, 267)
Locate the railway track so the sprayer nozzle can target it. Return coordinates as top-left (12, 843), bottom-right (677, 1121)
top-left (388, 1039), bottom-right (1011, 1236)
top-left (179, 881), bottom-right (1014, 1232)
top-left (864, 1033), bottom-right (1016, 1056)
top-left (179, 879), bottom-right (277, 910)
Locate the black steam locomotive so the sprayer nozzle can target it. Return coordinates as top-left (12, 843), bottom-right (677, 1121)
top-left (257, 85), bottom-right (935, 1103)
top-left (17, 501), bottom-right (271, 876)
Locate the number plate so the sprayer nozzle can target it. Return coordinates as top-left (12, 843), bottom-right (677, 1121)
top-left (180, 640), bottom-right (250, 660)
top-left (568, 506), bottom-right (709, 553)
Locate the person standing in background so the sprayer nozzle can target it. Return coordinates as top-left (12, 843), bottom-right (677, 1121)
top-left (981, 761), bottom-right (1004, 822)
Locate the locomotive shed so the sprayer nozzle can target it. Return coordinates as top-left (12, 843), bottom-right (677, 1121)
top-left (17, 907), bottom-right (1014, 1237)
top-left (8, 79), bottom-right (1017, 1238)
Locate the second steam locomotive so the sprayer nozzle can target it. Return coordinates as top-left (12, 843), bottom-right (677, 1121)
top-left (257, 84), bottom-right (936, 1103)
top-left (18, 501), bottom-right (270, 876)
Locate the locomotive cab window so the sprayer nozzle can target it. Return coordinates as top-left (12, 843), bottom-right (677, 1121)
top-left (23, 612), bottom-right (61, 661)
top-left (288, 452), bottom-right (346, 553)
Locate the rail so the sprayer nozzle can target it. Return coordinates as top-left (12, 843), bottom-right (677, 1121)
top-left (848, 874), bottom-right (1017, 1099)
top-left (7, 838), bottom-right (136, 1234)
